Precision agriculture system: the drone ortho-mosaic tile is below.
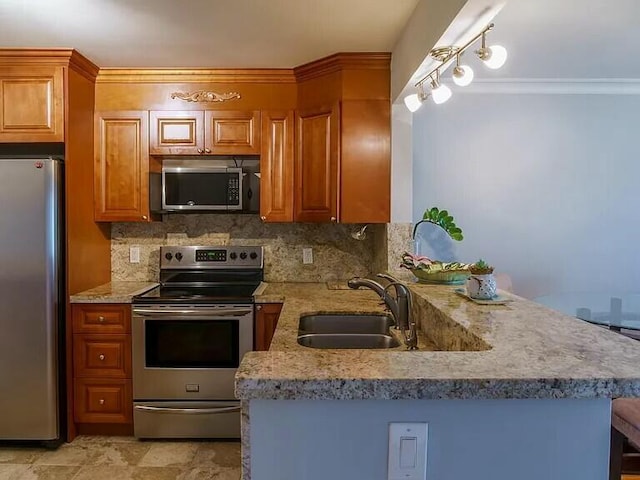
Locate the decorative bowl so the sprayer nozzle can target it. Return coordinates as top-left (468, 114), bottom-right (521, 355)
top-left (409, 268), bottom-right (470, 285)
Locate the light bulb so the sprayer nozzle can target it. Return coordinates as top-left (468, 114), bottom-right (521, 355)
top-left (452, 65), bottom-right (474, 87)
top-left (403, 93), bottom-right (423, 113)
top-left (431, 83), bottom-right (452, 104)
top-left (483, 45), bottom-right (507, 69)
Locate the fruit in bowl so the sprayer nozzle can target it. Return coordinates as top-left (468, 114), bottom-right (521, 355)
top-left (400, 252), bottom-right (470, 285)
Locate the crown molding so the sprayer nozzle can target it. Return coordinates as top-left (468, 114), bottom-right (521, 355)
top-left (0, 49), bottom-right (99, 81)
top-left (96, 68), bottom-right (296, 84)
top-left (68, 51), bottom-right (100, 81)
top-left (294, 52), bottom-right (391, 82)
top-left (441, 78), bottom-right (640, 95)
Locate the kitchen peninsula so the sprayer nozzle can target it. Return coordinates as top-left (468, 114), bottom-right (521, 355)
top-left (237, 282), bottom-right (640, 480)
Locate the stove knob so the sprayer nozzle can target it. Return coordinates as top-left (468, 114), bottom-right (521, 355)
top-left (175, 252), bottom-right (183, 261)
top-left (165, 252), bottom-right (173, 261)
top-left (229, 252), bottom-right (237, 260)
top-left (240, 252), bottom-right (248, 260)
top-left (250, 251), bottom-right (258, 260)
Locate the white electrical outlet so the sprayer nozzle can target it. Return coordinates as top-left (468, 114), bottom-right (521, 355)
top-left (129, 246), bottom-right (141, 264)
top-left (388, 422), bottom-right (428, 480)
top-left (302, 248), bottom-right (313, 264)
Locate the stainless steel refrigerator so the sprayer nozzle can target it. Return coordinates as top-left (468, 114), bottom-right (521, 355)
top-left (0, 157), bottom-right (63, 442)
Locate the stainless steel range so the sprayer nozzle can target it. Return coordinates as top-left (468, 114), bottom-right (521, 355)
top-left (131, 245), bottom-right (263, 439)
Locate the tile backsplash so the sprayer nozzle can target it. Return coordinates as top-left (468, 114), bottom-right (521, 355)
top-left (112, 215), bottom-right (388, 282)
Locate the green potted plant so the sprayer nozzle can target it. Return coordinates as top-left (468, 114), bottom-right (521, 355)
top-left (466, 259), bottom-right (497, 299)
top-left (401, 207), bottom-right (469, 284)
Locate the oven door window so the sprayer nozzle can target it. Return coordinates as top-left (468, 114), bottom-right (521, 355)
top-left (145, 320), bottom-right (239, 368)
top-left (163, 172), bottom-right (241, 208)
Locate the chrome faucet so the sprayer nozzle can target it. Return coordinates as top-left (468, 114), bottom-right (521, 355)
top-left (347, 277), bottom-right (399, 322)
top-left (347, 274), bottom-right (418, 350)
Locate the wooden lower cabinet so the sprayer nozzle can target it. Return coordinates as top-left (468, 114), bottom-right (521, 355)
top-left (72, 304), bottom-right (132, 428)
top-left (74, 378), bottom-right (132, 424)
top-left (255, 303), bottom-right (283, 351)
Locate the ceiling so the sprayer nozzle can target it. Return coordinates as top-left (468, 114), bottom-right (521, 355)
top-left (0, 0), bottom-right (420, 68)
top-left (472, 0), bottom-right (640, 79)
top-left (2, 0), bottom-right (637, 87)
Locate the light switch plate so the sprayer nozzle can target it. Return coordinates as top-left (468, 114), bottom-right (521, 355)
top-left (129, 246), bottom-right (140, 264)
top-left (388, 422), bottom-right (428, 480)
top-left (302, 248), bottom-right (313, 264)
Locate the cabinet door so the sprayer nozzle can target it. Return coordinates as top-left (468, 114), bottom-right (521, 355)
top-left (149, 110), bottom-right (204, 155)
top-left (0, 66), bottom-right (64, 142)
top-left (255, 303), bottom-right (283, 351)
top-left (72, 304), bottom-right (131, 334)
top-left (94, 111), bottom-right (151, 222)
top-left (260, 111), bottom-right (294, 222)
top-left (340, 100), bottom-right (391, 223)
top-left (204, 110), bottom-right (261, 154)
top-left (295, 104), bottom-right (340, 222)
top-left (73, 334), bottom-right (131, 378)
top-left (74, 378), bottom-right (132, 424)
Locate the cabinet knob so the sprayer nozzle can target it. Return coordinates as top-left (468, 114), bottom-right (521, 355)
top-left (142, 215), bottom-right (148, 220)
top-left (330, 216), bottom-right (337, 222)
top-left (197, 148), bottom-right (204, 154)
top-left (98, 316), bottom-right (105, 323)
top-left (256, 305), bottom-right (262, 311)
top-left (260, 216), bottom-right (266, 221)
top-left (205, 148), bottom-right (211, 154)
top-left (99, 354), bottom-right (105, 361)
top-left (99, 399), bottom-right (105, 405)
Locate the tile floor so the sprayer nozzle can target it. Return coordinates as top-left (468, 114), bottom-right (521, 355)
top-left (0, 436), bottom-right (241, 480)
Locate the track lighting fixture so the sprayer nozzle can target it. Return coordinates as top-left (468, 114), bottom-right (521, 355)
top-left (429, 71), bottom-right (451, 105)
top-left (403, 83), bottom-right (428, 112)
top-left (452, 54), bottom-right (474, 87)
top-left (476, 30), bottom-right (508, 69)
top-left (404, 23), bottom-right (507, 112)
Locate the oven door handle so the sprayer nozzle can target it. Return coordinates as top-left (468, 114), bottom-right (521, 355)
top-left (134, 405), bottom-right (241, 415)
top-left (132, 308), bottom-right (252, 317)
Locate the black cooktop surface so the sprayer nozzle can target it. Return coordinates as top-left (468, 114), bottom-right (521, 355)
top-left (133, 284), bottom-right (259, 304)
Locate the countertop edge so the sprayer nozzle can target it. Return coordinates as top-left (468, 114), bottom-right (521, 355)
top-left (70, 281), bottom-right (159, 304)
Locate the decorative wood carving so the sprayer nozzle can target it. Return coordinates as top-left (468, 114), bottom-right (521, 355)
top-left (170, 90), bottom-right (241, 103)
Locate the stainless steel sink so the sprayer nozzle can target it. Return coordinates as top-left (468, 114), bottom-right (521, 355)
top-left (297, 313), bottom-right (400, 349)
top-left (297, 333), bottom-right (399, 349)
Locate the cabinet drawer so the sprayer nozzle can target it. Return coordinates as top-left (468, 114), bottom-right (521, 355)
top-left (74, 378), bottom-right (132, 424)
top-left (73, 335), bottom-right (131, 378)
top-left (72, 304), bottom-right (131, 334)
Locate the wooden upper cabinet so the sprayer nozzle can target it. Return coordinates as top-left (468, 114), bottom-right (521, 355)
top-left (205, 110), bottom-right (261, 155)
top-left (0, 66), bottom-right (64, 142)
top-left (260, 111), bottom-right (294, 222)
top-left (94, 111), bottom-right (152, 222)
top-left (295, 104), bottom-right (340, 223)
top-left (149, 110), bottom-right (204, 155)
top-left (340, 100), bottom-right (391, 223)
top-left (149, 110), bottom-right (260, 156)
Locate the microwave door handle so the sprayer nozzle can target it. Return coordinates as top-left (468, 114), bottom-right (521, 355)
top-left (132, 308), bottom-right (252, 317)
top-left (134, 405), bottom-right (241, 415)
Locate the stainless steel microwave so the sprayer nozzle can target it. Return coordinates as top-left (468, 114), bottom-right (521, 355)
top-left (150, 159), bottom-right (259, 213)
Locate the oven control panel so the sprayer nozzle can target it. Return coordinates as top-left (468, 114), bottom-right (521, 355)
top-left (160, 246), bottom-right (263, 269)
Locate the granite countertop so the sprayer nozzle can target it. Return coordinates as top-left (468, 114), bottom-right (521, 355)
top-left (237, 282), bottom-right (640, 401)
top-left (70, 281), bottom-right (158, 303)
top-left (255, 282), bottom-right (435, 352)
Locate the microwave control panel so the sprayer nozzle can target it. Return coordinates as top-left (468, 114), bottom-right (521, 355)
top-left (227, 177), bottom-right (240, 204)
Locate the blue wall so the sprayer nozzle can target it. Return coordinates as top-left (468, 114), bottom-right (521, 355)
top-left (250, 398), bottom-right (610, 480)
top-left (412, 92), bottom-right (640, 298)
